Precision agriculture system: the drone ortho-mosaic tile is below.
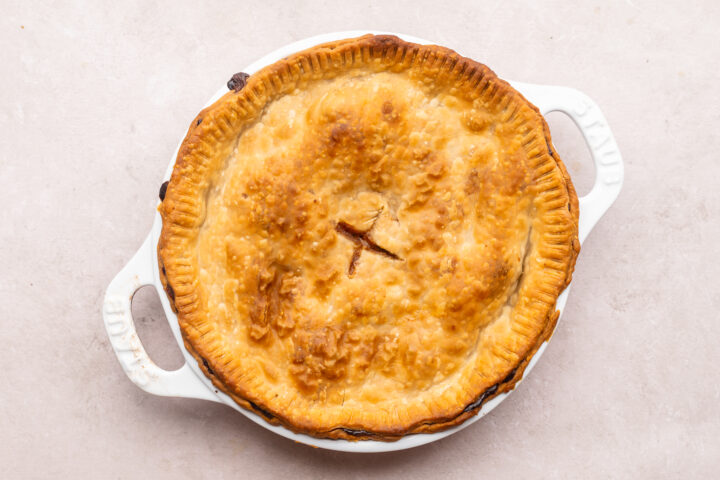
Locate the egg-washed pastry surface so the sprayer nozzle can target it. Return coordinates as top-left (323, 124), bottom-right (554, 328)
top-left (158, 35), bottom-right (579, 440)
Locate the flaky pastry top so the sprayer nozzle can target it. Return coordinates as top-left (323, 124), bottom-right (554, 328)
top-left (158, 35), bottom-right (579, 440)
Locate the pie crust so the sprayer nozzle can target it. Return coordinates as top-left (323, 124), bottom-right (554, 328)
top-left (158, 35), bottom-right (579, 440)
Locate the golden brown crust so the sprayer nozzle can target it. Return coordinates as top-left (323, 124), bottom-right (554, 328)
top-left (158, 34), bottom-right (579, 440)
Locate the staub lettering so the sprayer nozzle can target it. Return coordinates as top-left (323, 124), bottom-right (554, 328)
top-left (105, 295), bottom-right (150, 387)
top-left (573, 97), bottom-right (621, 186)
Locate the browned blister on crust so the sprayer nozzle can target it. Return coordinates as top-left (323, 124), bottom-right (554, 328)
top-left (157, 35), bottom-right (579, 440)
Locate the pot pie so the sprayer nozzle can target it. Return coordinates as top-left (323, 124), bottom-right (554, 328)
top-left (158, 35), bottom-right (579, 440)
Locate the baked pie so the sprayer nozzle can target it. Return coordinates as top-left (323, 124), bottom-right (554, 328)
top-left (158, 35), bottom-right (579, 440)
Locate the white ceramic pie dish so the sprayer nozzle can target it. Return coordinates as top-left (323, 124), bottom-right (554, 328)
top-left (103, 31), bottom-right (624, 453)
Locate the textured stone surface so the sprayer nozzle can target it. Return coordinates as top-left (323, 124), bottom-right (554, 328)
top-left (2, 1), bottom-right (719, 477)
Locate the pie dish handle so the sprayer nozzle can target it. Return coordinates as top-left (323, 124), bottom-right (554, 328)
top-left (518, 84), bottom-right (624, 243)
top-left (103, 233), bottom-right (220, 402)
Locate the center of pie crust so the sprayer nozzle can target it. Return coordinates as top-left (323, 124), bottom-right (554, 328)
top-left (334, 214), bottom-right (401, 276)
top-left (196, 69), bottom-right (534, 402)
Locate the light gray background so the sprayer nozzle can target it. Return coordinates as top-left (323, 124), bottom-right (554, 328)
top-left (2, 1), bottom-right (719, 478)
